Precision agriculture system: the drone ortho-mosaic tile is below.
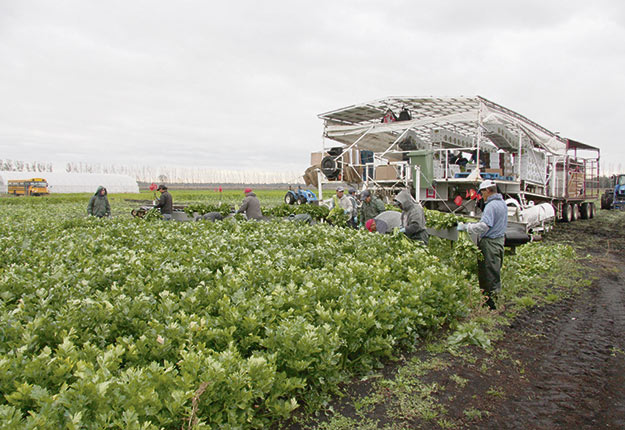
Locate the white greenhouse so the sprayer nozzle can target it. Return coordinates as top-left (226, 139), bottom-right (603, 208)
top-left (0, 172), bottom-right (139, 194)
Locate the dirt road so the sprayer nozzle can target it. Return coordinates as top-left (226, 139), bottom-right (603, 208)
top-left (288, 210), bottom-right (625, 430)
top-left (422, 210), bottom-right (625, 430)
top-left (462, 210), bottom-right (625, 430)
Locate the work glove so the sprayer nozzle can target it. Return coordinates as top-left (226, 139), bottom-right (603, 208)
top-left (456, 222), bottom-right (467, 231)
top-left (398, 227), bottom-right (406, 233)
top-left (152, 200), bottom-right (157, 205)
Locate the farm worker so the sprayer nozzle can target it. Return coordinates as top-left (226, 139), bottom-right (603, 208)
top-left (393, 189), bottom-right (429, 245)
top-left (154, 184), bottom-right (173, 220)
top-left (236, 188), bottom-right (264, 220)
top-left (347, 188), bottom-right (359, 228)
top-left (330, 186), bottom-right (354, 222)
top-left (371, 210), bottom-right (402, 234)
top-left (195, 212), bottom-right (223, 222)
top-left (359, 190), bottom-right (385, 224)
top-left (87, 186), bottom-right (111, 218)
top-left (365, 211), bottom-right (402, 234)
top-left (457, 180), bottom-right (508, 310)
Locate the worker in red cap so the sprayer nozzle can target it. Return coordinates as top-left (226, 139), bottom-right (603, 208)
top-left (236, 188), bottom-right (264, 220)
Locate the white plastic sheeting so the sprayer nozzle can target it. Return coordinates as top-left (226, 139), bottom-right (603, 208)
top-left (0, 172), bottom-right (139, 194)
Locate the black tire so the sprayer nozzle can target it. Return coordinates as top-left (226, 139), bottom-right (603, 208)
top-left (297, 196), bottom-right (307, 205)
top-left (571, 203), bottom-right (579, 221)
top-left (601, 192), bottom-right (613, 210)
top-left (580, 203), bottom-right (590, 219)
top-left (561, 203), bottom-right (572, 222)
top-left (285, 193), bottom-right (296, 205)
top-left (321, 156), bottom-right (340, 179)
top-left (589, 202), bottom-right (596, 218)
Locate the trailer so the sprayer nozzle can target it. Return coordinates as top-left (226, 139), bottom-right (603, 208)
top-left (307, 96), bottom-right (600, 235)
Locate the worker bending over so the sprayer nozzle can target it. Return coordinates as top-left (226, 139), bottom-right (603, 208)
top-left (236, 188), bottom-right (264, 220)
top-left (393, 189), bottom-right (429, 245)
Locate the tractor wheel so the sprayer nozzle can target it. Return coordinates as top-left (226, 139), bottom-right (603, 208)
top-left (601, 193), bottom-right (613, 210)
top-left (560, 203), bottom-right (572, 222)
top-left (284, 193), bottom-right (296, 205)
top-left (297, 196), bottom-right (307, 205)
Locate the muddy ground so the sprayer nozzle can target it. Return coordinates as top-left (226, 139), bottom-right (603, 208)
top-left (288, 210), bottom-right (625, 430)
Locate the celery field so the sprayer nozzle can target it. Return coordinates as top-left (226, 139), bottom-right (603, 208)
top-left (0, 193), bottom-right (577, 429)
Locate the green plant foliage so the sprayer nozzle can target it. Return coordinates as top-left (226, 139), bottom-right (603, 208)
top-left (143, 208), bottom-right (163, 220)
top-left (0, 201), bottom-right (477, 429)
top-left (424, 208), bottom-right (470, 229)
top-left (447, 322), bottom-right (491, 349)
top-left (263, 204), bottom-right (330, 221)
top-left (183, 202), bottom-right (233, 217)
top-left (0, 197), bottom-right (579, 429)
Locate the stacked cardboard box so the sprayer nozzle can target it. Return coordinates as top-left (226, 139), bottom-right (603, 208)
top-left (375, 165), bottom-right (398, 180)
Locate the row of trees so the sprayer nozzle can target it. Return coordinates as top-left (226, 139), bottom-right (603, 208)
top-left (65, 162), bottom-right (303, 184)
top-left (1, 159), bottom-right (304, 184)
top-left (0, 160), bottom-right (53, 173)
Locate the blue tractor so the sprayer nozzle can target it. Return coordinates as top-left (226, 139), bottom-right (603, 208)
top-left (285, 186), bottom-right (318, 205)
top-left (601, 174), bottom-right (625, 210)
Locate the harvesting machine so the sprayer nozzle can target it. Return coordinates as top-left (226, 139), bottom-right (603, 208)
top-left (305, 96), bottom-right (601, 238)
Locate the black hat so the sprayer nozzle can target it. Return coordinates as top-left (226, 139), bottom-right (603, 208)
top-left (157, 184), bottom-right (168, 190)
top-left (360, 190), bottom-right (371, 199)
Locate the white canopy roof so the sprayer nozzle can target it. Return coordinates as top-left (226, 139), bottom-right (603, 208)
top-left (0, 172), bottom-right (139, 194)
top-left (318, 96), bottom-right (595, 156)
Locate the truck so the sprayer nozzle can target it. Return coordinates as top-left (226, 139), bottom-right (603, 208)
top-left (7, 178), bottom-right (50, 196)
top-left (600, 174), bottom-right (625, 210)
top-left (306, 96), bottom-right (600, 236)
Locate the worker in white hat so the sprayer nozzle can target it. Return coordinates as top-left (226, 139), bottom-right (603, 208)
top-left (332, 186), bottom-right (354, 223)
top-left (457, 180), bottom-right (508, 309)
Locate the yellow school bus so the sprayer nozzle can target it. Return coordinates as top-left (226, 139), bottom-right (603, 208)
top-left (7, 178), bottom-right (50, 196)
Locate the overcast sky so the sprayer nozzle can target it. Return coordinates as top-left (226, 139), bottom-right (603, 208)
top-left (1, 0), bottom-right (624, 174)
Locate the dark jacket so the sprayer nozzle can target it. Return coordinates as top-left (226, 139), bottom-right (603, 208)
top-left (155, 190), bottom-right (173, 214)
top-left (359, 196), bottom-right (386, 223)
top-left (236, 192), bottom-right (263, 220)
top-left (87, 186), bottom-right (111, 218)
top-left (394, 189), bottom-right (428, 244)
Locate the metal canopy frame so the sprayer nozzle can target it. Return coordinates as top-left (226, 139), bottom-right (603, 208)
top-left (319, 96), bottom-right (482, 152)
top-left (318, 95), bottom-right (600, 156)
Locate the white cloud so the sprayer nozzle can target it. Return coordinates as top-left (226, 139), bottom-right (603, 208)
top-left (0, 0), bottom-right (624, 174)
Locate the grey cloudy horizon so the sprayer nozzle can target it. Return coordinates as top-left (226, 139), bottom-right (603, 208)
top-left (1, 0), bottom-right (624, 175)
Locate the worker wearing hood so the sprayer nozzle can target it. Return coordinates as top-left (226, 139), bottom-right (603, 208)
top-left (236, 188), bottom-right (264, 220)
top-left (87, 186), bottom-right (111, 218)
top-left (393, 189), bottom-right (428, 244)
top-left (457, 180), bottom-right (508, 309)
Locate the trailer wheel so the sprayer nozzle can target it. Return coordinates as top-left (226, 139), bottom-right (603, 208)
top-left (571, 204), bottom-right (579, 221)
top-left (589, 202), bottom-right (596, 218)
top-left (561, 203), bottom-right (572, 222)
top-left (580, 203), bottom-right (590, 219)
